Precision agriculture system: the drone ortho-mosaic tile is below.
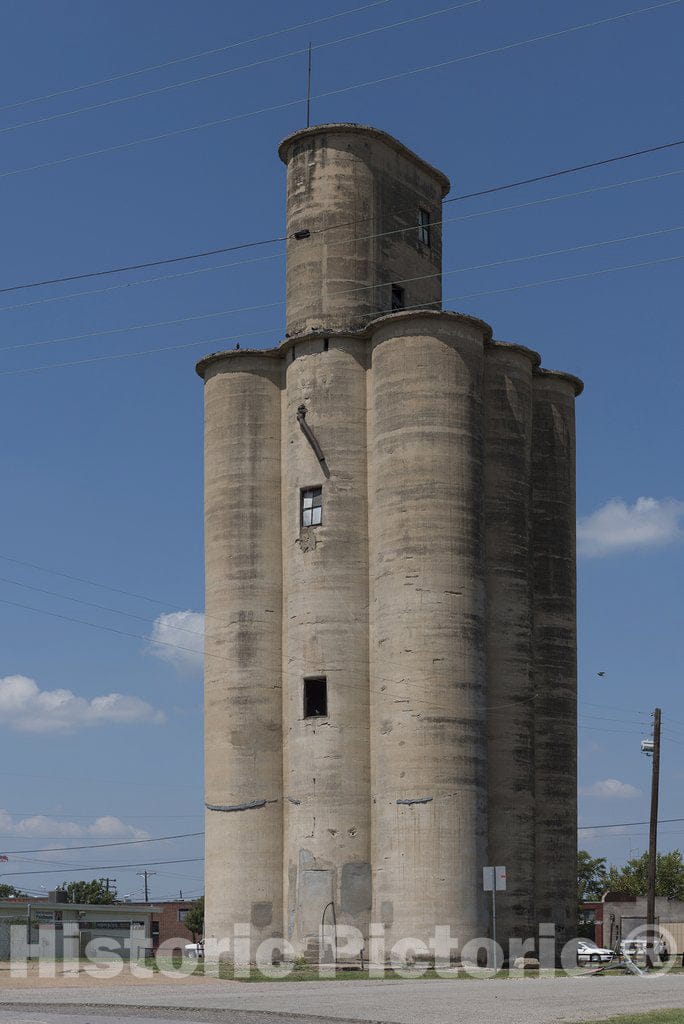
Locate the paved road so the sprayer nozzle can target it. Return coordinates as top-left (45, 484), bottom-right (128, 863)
top-left (1, 977), bottom-right (684, 1024)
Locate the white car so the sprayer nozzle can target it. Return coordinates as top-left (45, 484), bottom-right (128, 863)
top-left (577, 939), bottom-right (614, 964)
top-left (184, 941), bottom-right (204, 960)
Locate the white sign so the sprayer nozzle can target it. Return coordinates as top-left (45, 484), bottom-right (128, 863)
top-left (483, 865), bottom-right (507, 892)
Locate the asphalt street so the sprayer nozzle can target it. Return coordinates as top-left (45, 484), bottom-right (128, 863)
top-left (1, 976), bottom-right (684, 1024)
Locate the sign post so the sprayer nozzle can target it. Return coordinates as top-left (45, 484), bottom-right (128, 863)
top-left (483, 866), bottom-right (507, 971)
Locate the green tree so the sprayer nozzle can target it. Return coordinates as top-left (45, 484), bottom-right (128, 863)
top-left (60, 879), bottom-right (116, 904)
top-left (0, 884), bottom-right (23, 899)
top-left (183, 896), bottom-right (204, 941)
top-left (605, 850), bottom-right (684, 900)
top-left (578, 850), bottom-right (608, 901)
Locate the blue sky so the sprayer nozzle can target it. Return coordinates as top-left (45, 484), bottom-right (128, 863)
top-left (0, 0), bottom-right (682, 901)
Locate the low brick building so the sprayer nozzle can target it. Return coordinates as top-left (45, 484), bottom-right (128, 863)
top-left (150, 900), bottom-right (201, 951)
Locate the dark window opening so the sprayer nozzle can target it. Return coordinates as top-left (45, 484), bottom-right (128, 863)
top-left (301, 486), bottom-right (322, 527)
top-left (391, 284), bottom-right (405, 311)
top-left (304, 677), bottom-right (327, 718)
top-left (418, 208), bottom-right (431, 246)
top-left (323, 338), bottom-right (329, 351)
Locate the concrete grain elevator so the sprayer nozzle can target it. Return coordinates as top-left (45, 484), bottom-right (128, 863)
top-left (197, 124), bottom-right (582, 963)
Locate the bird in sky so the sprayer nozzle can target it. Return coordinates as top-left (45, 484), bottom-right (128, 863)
top-left (597, 671), bottom-right (606, 677)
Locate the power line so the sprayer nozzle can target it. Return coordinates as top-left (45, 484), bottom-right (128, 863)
top-left (1, 135), bottom-right (683, 301)
top-left (4, 223), bottom-right (682, 355)
top-left (0, 856), bottom-right (205, 877)
top-left (0, 237), bottom-right (287, 298)
top-left (2, 252), bottom-right (682, 378)
top-left (0, 831), bottom-right (203, 856)
top-left (579, 818), bottom-right (684, 831)
top-left (0, 2), bottom-right (480, 138)
top-left (2, 166), bottom-right (682, 317)
top-left (0, 572), bottom-right (215, 642)
top-left (0, 0), bottom-right (395, 113)
top-left (0, 594), bottom-right (232, 663)
top-left (442, 139), bottom-right (684, 205)
top-left (0, 552), bottom-right (198, 610)
top-left (1, 1), bottom-right (679, 181)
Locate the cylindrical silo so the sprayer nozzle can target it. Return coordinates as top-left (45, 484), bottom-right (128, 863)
top-left (197, 351), bottom-right (284, 960)
top-left (483, 341), bottom-right (539, 949)
top-left (531, 368), bottom-right (583, 962)
top-left (281, 335), bottom-right (371, 957)
top-left (368, 309), bottom-right (490, 952)
top-left (278, 124), bottom-right (450, 337)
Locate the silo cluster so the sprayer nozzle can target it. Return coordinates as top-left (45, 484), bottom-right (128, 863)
top-left (198, 124), bottom-right (581, 962)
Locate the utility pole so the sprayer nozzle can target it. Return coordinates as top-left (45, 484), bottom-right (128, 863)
top-left (137, 870), bottom-right (156, 903)
top-left (646, 708), bottom-right (662, 966)
top-left (105, 877), bottom-right (116, 896)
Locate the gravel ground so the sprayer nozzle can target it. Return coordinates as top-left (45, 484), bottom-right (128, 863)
top-left (0, 975), bottom-right (683, 1024)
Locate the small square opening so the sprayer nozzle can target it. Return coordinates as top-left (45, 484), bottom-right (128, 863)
top-left (303, 677), bottom-right (327, 718)
top-left (391, 284), bottom-right (405, 311)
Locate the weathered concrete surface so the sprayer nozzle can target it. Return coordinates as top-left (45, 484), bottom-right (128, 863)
top-left (484, 343), bottom-right (538, 944)
top-left (2, 976), bottom-right (684, 1024)
top-left (532, 370), bottom-right (583, 960)
top-left (368, 310), bottom-right (490, 951)
top-left (282, 337), bottom-right (371, 954)
top-left (279, 124), bottom-right (449, 337)
top-left (197, 123), bottom-right (583, 962)
top-left (202, 356), bottom-right (284, 952)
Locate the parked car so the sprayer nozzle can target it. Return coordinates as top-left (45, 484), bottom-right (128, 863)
top-left (184, 941), bottom-right (204, 959)
top-left (577, 939), bottom-right (615, 964)
top-left (619, 938), bottom-right (649, 957)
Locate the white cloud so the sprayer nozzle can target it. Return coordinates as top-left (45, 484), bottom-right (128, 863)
top-left (581, 778), bottom-right (642, 799)
top-left (577, 497), bottom-right (684, 557)
top-left (148, 610), bottom-right (204, 674)
top-left (0, 810), bottom-right (150, 841)
top-left (0, 675), bottom-right (165, 733)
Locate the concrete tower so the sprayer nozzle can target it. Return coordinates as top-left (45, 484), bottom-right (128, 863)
top-left (197, 123), bottom-right (582, 964)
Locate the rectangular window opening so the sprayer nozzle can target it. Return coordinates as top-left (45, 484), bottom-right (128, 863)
top-left (301, 486), bottom-right (322, 527)
top-left (391, 284), bottom-right (405, 311)
top-left (418, 208), bottom-right (431, 247)
top-left (304, 676), bottom-right (327, 718)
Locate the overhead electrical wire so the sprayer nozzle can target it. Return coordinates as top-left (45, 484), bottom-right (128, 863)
top-left (1, 254), bottom-right (682, 378)
top-left (0, 0), bottom-right (396, 113)
top-left (3, 164), bottom-right (684, 318)
top-left (0, 856), bottom-right (205, 877)
top-left (1, 136), bottom-right (683, 300)
top-left (0, 594), bottom-right (231, 664)
top-left (0, 2), bottom-right (480, 137)
top-left (1, 831), bottom-right (203, 855)
top-left (0, 552), bottom-right (200, 610)
top-left (579, 817), bottom-right (684, 831)
top-left (0, 1), bottom-right (679, 181)
top-left (0, 572), bottom-right (215, 642)
top-left (2, 223), bottom-right (682, 355)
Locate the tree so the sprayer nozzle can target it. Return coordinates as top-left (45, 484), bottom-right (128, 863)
top-left (578, 850), bottom-right (608, 901)
top-left (183, 896), bottom-right (204, 942)
top-left (60, 879), bottom-right (116, 905)
top-left (0, 884), bottom-right (23, 899)
top-left (605, 850), bottom-right (684, 900)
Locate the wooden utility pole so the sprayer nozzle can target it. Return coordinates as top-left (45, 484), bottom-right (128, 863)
top-left (137, 869), bottom-right (156, 903)
top-left (646, 707), bottom-right (662, 966)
